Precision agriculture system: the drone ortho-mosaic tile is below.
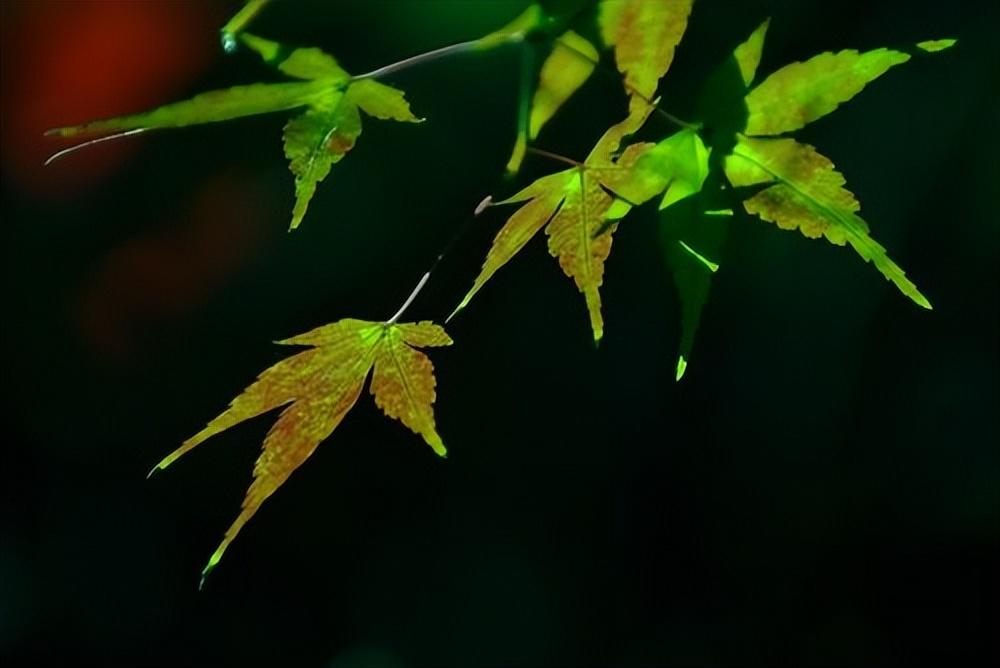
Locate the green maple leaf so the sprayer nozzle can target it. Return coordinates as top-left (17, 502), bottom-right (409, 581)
top-left (48, 33), bottom-right (422, 230)
top-left (618, 19), bottom-right (953, 376)
top-left (722, 28), bottom-right (956, 309)
top-left (631, 128), bottom-right (717, 380)
top-left (455, 102), bottom-right (669, 342)
top-left (151, 318), bottom-right (452, 585)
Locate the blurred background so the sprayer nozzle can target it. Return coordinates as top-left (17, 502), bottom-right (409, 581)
top-left (2, 0), bottom-right (997, 665)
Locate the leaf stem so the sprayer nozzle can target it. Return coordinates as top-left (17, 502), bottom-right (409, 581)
top-left (386, 271), bottom-right (431, 324)
top-left (526, 146), bottom-right (584, 167)
top-left (354, 38), bottom-right (499, 82)
top-left (43, 128), bottom-right (148, 166)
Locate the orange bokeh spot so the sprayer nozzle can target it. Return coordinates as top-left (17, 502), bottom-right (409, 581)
top-left (2, 0), bottom-right (223, 196)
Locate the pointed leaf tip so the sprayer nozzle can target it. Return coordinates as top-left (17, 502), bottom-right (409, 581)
top-left (676, 356), bottom-right (688, 381)
top-left (745, 48), bottom-right (911, 135)
top-left (198, 543), bottom-right (227, 589)
top-left (733, 18), bottom-right (771, 86)
top-left (916, 39), bottom-right (957, 53)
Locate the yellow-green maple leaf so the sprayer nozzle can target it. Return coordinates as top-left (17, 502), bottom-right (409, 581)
top-left (721, 33), bottom-right (954, 307)
top-left (733, 18), bottom-right (771, 87)
top-left (725, 136), bottom-right (930, 308)
top-left (150, 318), bottom-right (452, 584)
top-left (455, 103), bottom-right (663, 342)
top-left (48, 33), bottom-right (421, 230)
top-left (744, 47), bottom-right (912, 136)
top-left (506, 30), bottom-right (599, 173)
top-left (599, 0), bottom-right (693, 112)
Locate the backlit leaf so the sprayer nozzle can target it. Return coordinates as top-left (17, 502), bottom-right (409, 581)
top-left (240, 32), bottom-right (348, 80)
top-left (725, 136), bottom-right (931, 308)
top-left (454, 103), bottom-right (659, 342)
top-left (48, 34), bottom-right (420, 230)
top-left (916, 38), bottom-right (957, 53)
top-left (628, 128), bottom-right (711, 210)
top-left (744, 48), bottom-right (911, 135)
top-left (733, 18), bottom-right (770, 87)
top-left (283, 79), bottom-right (421, 229)
top-left (599, 0), bottom-right (693, 110)
top-left (47, 80), bottom-right (334, 136)
top-left (529, 31), bottom-right (599, 141)
top-left (151, 318), bottom-right (452, 584)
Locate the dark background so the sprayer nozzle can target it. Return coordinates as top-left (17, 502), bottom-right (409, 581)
top-left (2, 0), bottom-right (997, 665)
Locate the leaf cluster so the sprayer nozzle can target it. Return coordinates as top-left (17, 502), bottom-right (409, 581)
top-left (46, 0), bottom-right (955, 580)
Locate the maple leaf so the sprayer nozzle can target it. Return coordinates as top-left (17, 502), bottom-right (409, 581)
top-left (48, 33), bottom-right (422, 230)
top-left (599, 0), bottom-right (693, 113)
top-left (628, 128), bottom-right (718, 380)
top-left (454, 102), bottom-right (666, 343)
top-left (150, 318), bottom-right (452, 585)
top-left (722, 28), bottom-right (956, 308)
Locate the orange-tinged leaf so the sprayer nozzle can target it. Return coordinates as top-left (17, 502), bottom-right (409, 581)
top-left (453, 103), bottom-right (659, 341)
top-left (599, 0), bottom-right (693, 110)
top-left (724, 136), bottom-right (930, 308)
top-left (371, 325), bottom-right (448, 456)
top-left (151, 318), bottom-right (452, 584)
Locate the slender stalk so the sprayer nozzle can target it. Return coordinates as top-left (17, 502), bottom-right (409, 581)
top-left (44, 129), bottom-right (148, 166)
top-left (526, 146), bottom-right (584, 168)
top-left (386, 271), bottom-right (431, 324)
top-left (353, 39), bottom-right (485, 82)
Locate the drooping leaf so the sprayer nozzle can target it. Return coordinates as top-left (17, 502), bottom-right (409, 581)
top-left (454, 103), bottom-right (661, 342)
top-left (744, 48), bottom-right (911, 136)
top-left (283, 78), bottom-right (422, 229)
top-left (724, 136), bottom-right (931, 308)
top-left (662, 208), bottom-right (728, 381)
top-left (47, 80), bottom-right (335, 137)
top-left (48, 33), bottom-right (421, 230)
top-left (515, 31), bottom-right (599, 167)
top-left (733, 18), bottom-right (771, 87)
top-left (151, 318), bottom-right (452, 584)
top-left (599, 0), bottom-right (693, 111)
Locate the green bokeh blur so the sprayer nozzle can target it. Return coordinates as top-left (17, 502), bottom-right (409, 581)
top-left (2, 0), bottom-right (997, 665)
